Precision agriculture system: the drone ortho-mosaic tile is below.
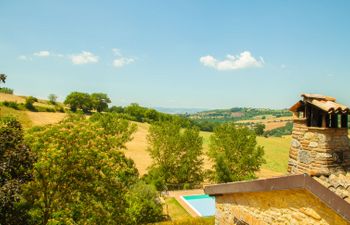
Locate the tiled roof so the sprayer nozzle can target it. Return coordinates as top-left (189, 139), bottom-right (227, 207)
top-left (309, 99), bottom-right (349, 114)
top-left (290, 93), bottom-right (350, 114)
top-left (313, 173), bottom-right (350, 204)
top-left (302, 93), bottom-right (336, 101)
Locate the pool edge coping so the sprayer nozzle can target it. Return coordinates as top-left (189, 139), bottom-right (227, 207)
top-left (180, 195), bottom-right (203, 217)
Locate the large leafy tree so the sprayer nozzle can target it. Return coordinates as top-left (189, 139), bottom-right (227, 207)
top-left (0, 117), bottom-right (34, 225)
top-left (64, 91), bottom-right (93, 113)
top-left (146, 121), bottom-right (204, 190)
top-left (24, 114), bottom-right (140, 224)
top-left (208, 123), bottom-right (265, 183)
top-left (91, 92), bottom-right (111, 112)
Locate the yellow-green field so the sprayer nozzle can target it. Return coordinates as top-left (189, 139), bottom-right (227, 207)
top-left (125, 123), bottom-right (289, 177)
top-left (164, 198), bottom-right (190, 220)
top-left (0, 106), bottom-right (66, 129)
top-left (0, 103), bottom-right (290, 177)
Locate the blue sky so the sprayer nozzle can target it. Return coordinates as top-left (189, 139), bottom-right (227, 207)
top-left (1, 1), bottom-right (350, 109)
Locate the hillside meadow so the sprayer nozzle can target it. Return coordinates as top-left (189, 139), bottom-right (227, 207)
top-left (125, 122), bottom-right (290, 178)
top-left (0, 104), bottom-right (290, 178)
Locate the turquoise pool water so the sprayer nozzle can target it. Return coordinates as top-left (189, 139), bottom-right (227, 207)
top-left (181, 194), bottom-right (215, 217)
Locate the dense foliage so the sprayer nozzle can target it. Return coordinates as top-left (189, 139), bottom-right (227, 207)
top-left (0, 87), bottom-right (14, 94)
top-left (126, 181), bottom-right (164, 224)
top-left (24, 96), bottom-right (38, 111)
top-left (23, 114), bottom-right (163, 224)
top-left (145, 121), bottom-right (204, 190)
top-left (208, 123), bottom-right (265, 183)
top-left (0, 117), bottom-right (34, 225)
top-left (254, 123), bottom-right (265, 136)
top-left (64, 91), bottom-right (112, 113)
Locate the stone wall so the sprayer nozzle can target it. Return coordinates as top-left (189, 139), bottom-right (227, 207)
top-left (288, 118), bottom-right (350, 176)
top-left (215, 189), bottom-right (348, 225)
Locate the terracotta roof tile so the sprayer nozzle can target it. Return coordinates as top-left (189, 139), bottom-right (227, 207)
top-left (313, 173), bottom-right (350, 200)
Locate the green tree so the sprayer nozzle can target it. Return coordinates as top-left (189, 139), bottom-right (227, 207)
top-left (208, 123), bottom-right (265, 183)
top-left (91, 92), bottom-right (111, 112)
top-left (24, 96), bottom-right (38, 111)
top-left (0, 73), bottom-right (6, 87)
top-left (126, 181), bottom-right (164, 224)
top-left (109, 105), bottom-right (124, 113)
top-left (0, 117), bottom-right (34, 225)
top-left (24, 114), bottom-right (139, 224)
top-left (124, 103), bottom-right (146, 122)
top-left (146, 121), bottom-right (203, 190)
top-left (64, 91), bottom-right (92, 113)
top-left (254, 123), bottom-right (265, 136)
top-left (48, 94), bottom-right (57, 105)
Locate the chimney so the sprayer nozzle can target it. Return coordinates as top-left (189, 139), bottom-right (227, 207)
top-left (288, 94), bottom-right (350, 176)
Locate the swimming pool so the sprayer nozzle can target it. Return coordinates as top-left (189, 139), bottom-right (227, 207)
top-left (181, 194), bottom-right (215, 217)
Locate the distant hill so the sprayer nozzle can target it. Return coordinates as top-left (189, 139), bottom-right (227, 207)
top-left (154, 107), bottom-right (209, 114)
top-left (187, 107), bottom-right (292, 123)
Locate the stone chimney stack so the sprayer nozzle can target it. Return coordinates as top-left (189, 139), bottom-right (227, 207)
top-left (288, 94), bottom-right (350, 176)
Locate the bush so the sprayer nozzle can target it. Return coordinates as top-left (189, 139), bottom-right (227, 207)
top-left (24, 96), bottom-right (38, 111)
top-left (0, 87), bottom-right (14, 94)
top-left (126, 181), bottom-right (164, 224)
top-left (2, 101), bottom-right (19, 110)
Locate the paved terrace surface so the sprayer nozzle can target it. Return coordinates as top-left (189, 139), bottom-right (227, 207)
top-left (167, 189), bottom-right (204, 217)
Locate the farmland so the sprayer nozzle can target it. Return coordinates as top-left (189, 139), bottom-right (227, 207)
top-left (125, 122), bottom-right (290, 177)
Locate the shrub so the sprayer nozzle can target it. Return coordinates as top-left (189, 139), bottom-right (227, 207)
top-left (2, 101), bottom-right (19, 110)
top-left (0, 87), bottom-right (14, 94)
top-left (24, 96), bottom-right (38, 111)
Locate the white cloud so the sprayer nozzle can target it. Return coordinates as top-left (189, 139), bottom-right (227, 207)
top-left (33, 51), bottom-right (50, 57)
top-left (70, 51), bottom-right (99, 65)
top-left (18, 55), bottom-right (31, 61)
top-left (200, 51), bottom-right (264, 71)
top-left (112, 48), bottom-right (135, 68)
top-left (112, 48), bottom-right (122, 56)
top-left (113, 57), bottom-right (135, 68)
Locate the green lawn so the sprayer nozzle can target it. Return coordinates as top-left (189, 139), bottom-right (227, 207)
top-left (257, 136), bottom-right (291, 173)
top-left (200, 131), bottom-right (290, 174)
top-left (164, 197), bottom-right (191, 220)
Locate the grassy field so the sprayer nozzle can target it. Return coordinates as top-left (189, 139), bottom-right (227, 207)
top-left (235, 116), bottom-right (292, 131)
top-left (156, 217), bottom-right (214, 225)
top-left (125, 123), bottom-right (290, 177)
top-left (0, 106), bottom-right (67, 129)
top-left (164, 198), bottom-right (191, 221)
top-left (0, 106), bottom-right (33, 128)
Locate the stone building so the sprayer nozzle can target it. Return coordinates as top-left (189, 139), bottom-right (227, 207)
top-left (204, 94), bottom-right (350, 224)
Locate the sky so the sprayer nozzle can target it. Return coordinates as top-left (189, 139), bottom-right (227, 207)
top-left (1, 1), bottom-right (350, 109)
